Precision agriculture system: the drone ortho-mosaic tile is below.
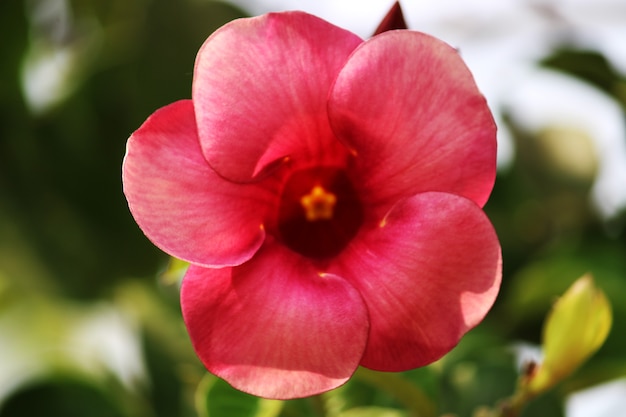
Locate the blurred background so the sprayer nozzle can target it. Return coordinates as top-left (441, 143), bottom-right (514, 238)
top-left (0, 0), bottom-right (625, 416)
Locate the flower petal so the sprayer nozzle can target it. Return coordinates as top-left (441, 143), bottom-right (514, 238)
top-left (193, 12), bottom-right (362, 182)
top-left (330, 192), bottom-right (502, 370)
top-left (329, 31), bottom-right (497, 210)
top-left (180, 242), bottom-right (369, 399)
top-left (122, 100), bottom-right (269, 267)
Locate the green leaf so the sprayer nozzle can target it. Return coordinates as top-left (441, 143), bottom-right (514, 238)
top-left (0, 374), bottom-right (129, 417)
top-left (436, 328), bottom-right (517, 417)
top-left (354, 368), bottom-right (437, 417)
top-left (196, 374), bottom-right (283, 417)
top-left (338, 406), bottom-right (407, 417)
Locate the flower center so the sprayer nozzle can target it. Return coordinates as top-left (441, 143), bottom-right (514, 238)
top-left (300, 186), bottom-right (337, 221)
top-left (277, 166), bottom-right (363, 259)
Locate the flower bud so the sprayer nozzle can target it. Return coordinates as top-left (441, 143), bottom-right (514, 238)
top-left (526, 274), bottom-right (612, 395)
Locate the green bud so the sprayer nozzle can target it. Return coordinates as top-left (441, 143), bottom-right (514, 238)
top-left (526, 274), bottom-right (612, 395)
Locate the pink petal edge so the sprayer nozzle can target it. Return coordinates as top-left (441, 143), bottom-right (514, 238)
top-left (193, 12), bottom-right (363, 182)
top-left (330, 192), bottom-right (502, 371)
top-left (181, 242), bottom-right (370, 399)
top-left (122, 100), bottom-right (269, 267)
top-left (329, 30), bottom-right (497, 212)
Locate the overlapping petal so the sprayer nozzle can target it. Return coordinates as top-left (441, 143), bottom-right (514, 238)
top-left (193, 12), bottom-right (362, 182)
top-left (122, 100), bottom-right (270, 267)
top-left (330, 192), bottom-right (502, 370)
top-left (180, 242), bottom-right (369, 399)
top-left (329, 31), bottom-right (497, 210)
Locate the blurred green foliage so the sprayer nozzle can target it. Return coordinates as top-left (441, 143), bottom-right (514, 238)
top-left (0, 0), bottom-right (246, 299)
top-left (1, 0), bottom-right (625, 416)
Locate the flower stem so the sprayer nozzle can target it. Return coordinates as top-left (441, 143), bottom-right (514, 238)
top-left (485, 390), bottom-right (533, 417)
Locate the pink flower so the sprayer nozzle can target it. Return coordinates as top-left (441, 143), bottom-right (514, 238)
top-left (122, 11), bottom-right (502, 399)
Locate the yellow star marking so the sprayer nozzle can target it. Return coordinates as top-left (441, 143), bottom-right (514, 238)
top-left (300, 185), bottom-right (337, 221)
